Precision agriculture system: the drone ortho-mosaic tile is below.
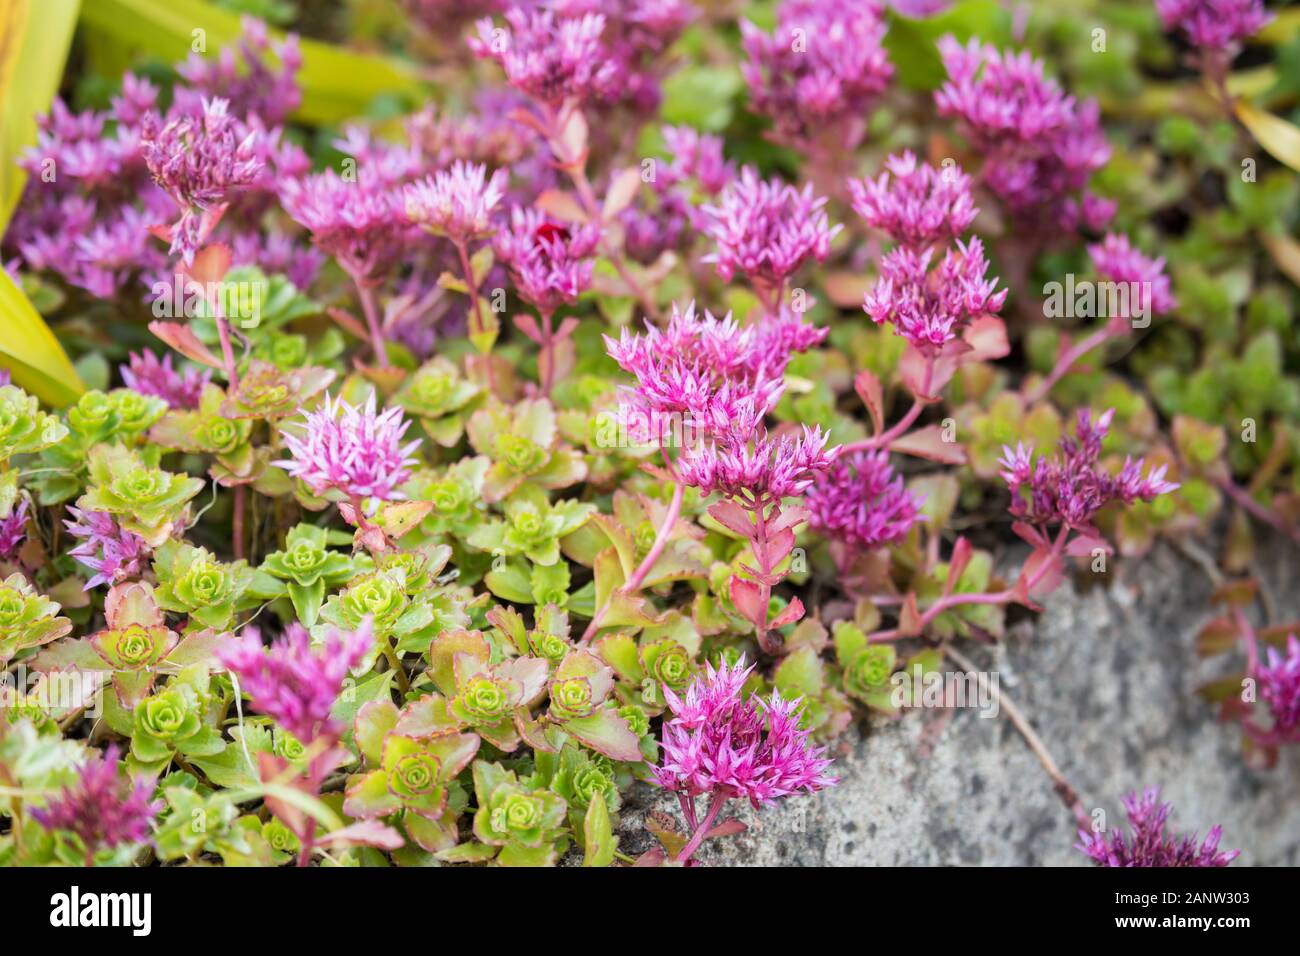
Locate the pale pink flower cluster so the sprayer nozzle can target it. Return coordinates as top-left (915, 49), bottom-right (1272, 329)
top-left (1087, 232), bottom-right (1177, 321)
top-left (653, 656), bottom-right (837, 807)
top-left (849, 150), bottom-right (977, 250)
top-left (1155, 0), bottom-right (1271, 52)
top-left (404, 161), bottom-right (507, 244)
top-left (275, 391), bottom-right (421, 503)
top-left (469, 8), bottom-right (619, 106)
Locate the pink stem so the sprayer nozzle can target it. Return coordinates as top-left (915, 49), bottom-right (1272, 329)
top-left (840, 398), bottom-right (925, 455)
top-left (232, 486), bottom-right (246, 561)
top-left (454, 238), bottom-right (495, 395)
top-left (354, 280), bottom-right (389, 368)
top-left (538, 309), bottom-right (555, 396)
top-left (214, 313), bottom-right (240, 390)
top-left (1025, 325), bottom-right (1116, 404)
top-left (674, 789), bottom-right (730, 864)
top-left (1220, 477), bottom-right (1300, 546)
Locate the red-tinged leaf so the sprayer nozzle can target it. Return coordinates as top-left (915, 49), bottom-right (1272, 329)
top-left (602, 167), bottom-right (642, 222)
top-left (763, 527), bottom-right (797, 569)
top-left (889, 425), bottom-right (966, 464)
top-left (855, 369), bottom-right (885, 435)
top-left (326, 306), bottom-right (369, 340)
top-left (729, 577), bottom-right (767, 628)
top-left (557, 109), bottom-right (589, 168)
top-left (512, 312), bottom-right (543, 343)
top-left (821, 270), bottom-right (874, 307)
top-left (1011, 521), bottom-right (1048, 548)
top-left (1066, 532), bottom-right (1112, 558)
top-left (944, 537), bottom-right (973, 596)
top-left (705, 818), bottom-right (748, 839)
top-left (316, 820), bottom-right (406, 851)
top-left (708, 499), bottom-right (753, 538)
top-left (514, 707), bottom-right (558, 752)
top-left (1016, 546), bottom-right (1065, 602)
top-left (534, 188), bottom-right (589, 223)
top-left (555, 316), bottom-right (580, 342)
top-left (634, 847), bottom-right (668, 867)
top-left (897, 592), bottom-right (923, 637)
top-left (769, 596), bottom-right (804, 629)
top-left (766, 503), bottom-right (811, 536)
top-left (182, 242), bottom-right (233, 291)
top-left (562, 708), bottom-right (643, 761)
top-left (1210, 579), bottom-right (1257, 607)
top-left (148, 321), bottom-right (223, 369)
top-left (899, 341), bottom-right (965, 402)
top-left (1196, 616), bottom-right (1239, 657)
top-left (962, 315), bottom-right (1010, 362)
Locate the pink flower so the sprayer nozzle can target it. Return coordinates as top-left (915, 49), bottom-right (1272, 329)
top-left (31, 744), bottom-right (162, 862)
top-left (849, 150), bottom-right (978, 249)
top-left (999, 409), bottom-right (1179, 531)
top-left (808, 450), bottom-right (921, 551)
top-left (740, 0), bottom-right (892, 147)
top-left (120, 350), bottom-right (211, 410)
top-left (702, 167), bottom-right (840, 287)
top-left (0, 499), bottom-right (29, 560)
top-left (1257, 634), bottom-right (1300, 737)
top-left (677, 419), bottom-right (838, 500)
top-left (275, 391), bottom-right (421, 503)
top-left (1087, 232), bottom-right (1177, 321)
top-left (64, 508), bottom-right (151, 591)
top-left (469, 7), bottom-right (619, 106)
top-left (1155, 0), bottom-right (1271, 52)
top-left (140, 97), bottom-right (264, 264)
top-left (279, 168), bottom-right (413, 286)
top-left (1076, 787), bottom-right (1239, 867)
top-left (404, 161), bottom-right (507, 244)
top-left (659, 125), bottom-right (734, 194)
top-left (935, 36), bottom-right (1112, 235)
top-left (653, 656), bottom-right (838, 807)
top-left (494, 205), bottom-right (600, 313)
top-left (218, 620), bottom-right (373, 744)
top-left (863, 236), bottom-right (1006, 352)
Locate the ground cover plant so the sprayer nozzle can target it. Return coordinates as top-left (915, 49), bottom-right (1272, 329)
top-left (0, 0), bottom-right (1297, 868)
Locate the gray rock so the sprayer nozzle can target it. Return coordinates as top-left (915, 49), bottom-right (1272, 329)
top-left (618, 535), bottom-right (1300, 865)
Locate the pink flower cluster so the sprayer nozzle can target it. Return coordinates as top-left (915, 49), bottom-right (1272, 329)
top-left (469, 8), bottom-right (619, 107)
top-left (605, 301), bottom-right (836, 500)
top-left (404, 160), bottom-right (507, 245)
top-left (64, 508), bottom-right (151, 591)
top-left (217, 620), bottom-right (373, 745)
top-left (653, 656), bottom-right (837, 807)
top-left (856, 153), bottom-right (1005, 352)
top-left (1155, 0), bottom-right (1271, 52)
top-left (1257, 634), bottom-right (1300, 738)
top-left (1087, 232), bottom-right (1177, 322)
top-left (276, 391), bottom-right (421, 504)
top-left (620, 126), bottom-right (732, 264)
top-left (0, 500), bottom-right (28, 560)
top-left (702, 168), bottom-right (840, 292)
top-left (850, 150), bottom-right (978, 250)
top-left (31, 744), bottom-right (162, 860)
top-left (494, 206), bottom-right (600, 313)
top-left (807, 450), bottom-right (921, 551)
top-left (140, 97), bottom-right (264, 264)
top-left (740, 0), bottom-right (893, 147)
top-left (1076, 787), bottom-right (1239, 867)
top-left (935, 37), bottom-right (1114, 235)
top-left (998, 409), bottom-right (1179, 531)
top-left (120, 350), bottom-right (211, 411)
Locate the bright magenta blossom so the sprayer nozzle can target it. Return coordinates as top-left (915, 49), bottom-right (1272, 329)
top-left (653, 656), bottom-right (837, 807)
top-left (808, 450), bottom-right (921, 551)
top-left (850, 150), bottom-right (978, 250)
top-left (31, 744), bottom-right (162, 861)
top-left (1258, 634), bottom-right (1300, 738)
top-left (494, 206), bottom-right (600, 313)
top-left (1155, 0), bottom-right (1271, 52)
top-left (218, 620), bottom-right (372, 744)
top-left (404, 160), bottom-right (507, 244)
top-left (1077, 787), bottom-right (1239, 867)
top-left (275, 391), bottom-right (421, 503)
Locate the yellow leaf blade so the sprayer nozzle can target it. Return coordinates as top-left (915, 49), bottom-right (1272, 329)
top-left (1235, 100), bottom-right (1300, 175)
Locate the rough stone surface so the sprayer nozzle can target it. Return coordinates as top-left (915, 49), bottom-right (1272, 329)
top-left (618, 535), bottom-right (1300, 865)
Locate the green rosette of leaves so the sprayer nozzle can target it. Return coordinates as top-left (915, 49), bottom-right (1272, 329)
top-left (153, 541), bottom-right (278, 630)
top-left (76, 444), bottom-right (204, 547)
top-left (406, 456), bottom-right (490, 540)
top-left (345, 731), bottom-right (479, 823)
top-left (149, 383), bottom-right (256, 485)
top-left (0, 383), bottom-right (68, 464)
top-left (465, 398), bottom-right (587, 501)
top-left (542, 745), bottom-right (621, 836)
top-left (468, 487), bottom-right (595, 567)
top-left (543, 650), bottom-right (642, 762)
top-left (319, 567), bottom-right (437, 657)
top-left (0, 573), bottom-right (72, 665)
top-left (130, 669), bottom-right (225, 767)
top-left (833, 621), bottom-right (898, 713)
top-left (218, 360), bottom-right (335, 421)
top-left (261, 523), bottom-right (364, 627)
top-left (470, 760), bottom-right (569, 867)
top-left (394, 356), bottom-right (482, 447)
